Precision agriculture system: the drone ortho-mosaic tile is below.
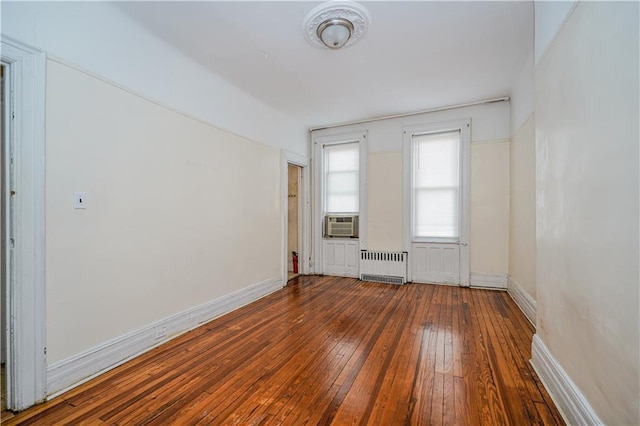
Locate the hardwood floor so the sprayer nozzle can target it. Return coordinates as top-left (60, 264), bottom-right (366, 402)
top-left (2, 276), bottom-right (564, 425)
top-left (1, 363), bottom-right (12, 421)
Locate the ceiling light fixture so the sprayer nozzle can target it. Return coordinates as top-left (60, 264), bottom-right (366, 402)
top-left (303, 1), bottom-right (370, 50)
top-left (317, 18), bottom-right (354, 49)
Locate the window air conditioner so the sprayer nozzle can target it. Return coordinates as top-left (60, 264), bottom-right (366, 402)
top-left (324, 215), bottom-right (359, 238)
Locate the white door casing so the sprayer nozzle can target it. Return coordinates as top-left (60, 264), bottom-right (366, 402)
top-left (281, 150), bottom-right (310, 285)
top-left (1, 36), bottom-right (47, 410)
top-left (402, 119), bottom-right (471, 286)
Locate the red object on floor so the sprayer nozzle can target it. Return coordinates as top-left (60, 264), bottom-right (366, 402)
top-left (292, 252), bottom-right (298, 274)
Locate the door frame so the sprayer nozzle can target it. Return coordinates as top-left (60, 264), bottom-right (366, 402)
top-left (281, 150), bottom-right (309, 285)
top-left (402, 119), bottom-right (471, 286)
top-left (1, 36), bottom-right (47, 410)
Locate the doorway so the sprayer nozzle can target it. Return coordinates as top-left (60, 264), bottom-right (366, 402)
top-left (281, 151), bottom-right (309, 285)
top-left (1, 37), bottom-right (47, 412)
top-left (287, 164), bottom-right (302, 281)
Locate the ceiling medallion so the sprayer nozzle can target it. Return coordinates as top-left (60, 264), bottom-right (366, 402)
top-left (303, 1), bottom-right (371, 50)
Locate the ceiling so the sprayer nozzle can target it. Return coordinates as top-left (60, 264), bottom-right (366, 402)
top-left (117, 1), bottom-right (533, 128)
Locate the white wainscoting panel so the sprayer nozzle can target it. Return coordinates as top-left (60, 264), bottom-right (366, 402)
top-left (412, 243), bottom-right (460, 285)
top-left (323, 239), bottom-right (359, 277)
top-left (531, 335), bottom-right (603, 425)
top-left (47, 276), bottom-right (283, 397)
top-left (507, 276), bottom-right (536, 325)
top-left (469, 272), bottom-right (508, 289)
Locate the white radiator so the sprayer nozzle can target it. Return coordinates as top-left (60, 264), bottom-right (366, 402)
top-left (359, 251), bottom-right (408, 285)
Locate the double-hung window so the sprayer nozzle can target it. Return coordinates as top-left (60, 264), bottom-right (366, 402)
top-left (403, 120), bottom-right (469, 285)
top-left (313, 131), bottom-right (367, 274)
top-left (324, 142), bottom-right (360, 214)
top-left (411, 130), bottom-right (461, 241)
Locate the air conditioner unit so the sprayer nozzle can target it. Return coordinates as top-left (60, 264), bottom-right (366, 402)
top-left (324, 215), bottom-right (359, 238)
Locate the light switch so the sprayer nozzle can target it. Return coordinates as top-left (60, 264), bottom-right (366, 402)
top-left (74, 192), bottom-right (87, 209)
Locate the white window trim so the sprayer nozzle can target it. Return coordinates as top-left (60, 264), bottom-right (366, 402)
top-left (1, 36), bottom-right (47, 410)
top-left (402, 119), bottom-right (470, 286)
top-left (312, 131), bottom-right (367, 274)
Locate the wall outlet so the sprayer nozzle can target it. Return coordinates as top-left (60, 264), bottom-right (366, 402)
top-left (74, 192), bottom-right (87, 209)
top-left (154, 325), bottom-right (167, 339)
top-left (444, 276), bottom-right (454, 284)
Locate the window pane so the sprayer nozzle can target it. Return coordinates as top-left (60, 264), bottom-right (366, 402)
top-left (327, 171), bottom-right (358, 194)
top-left (412, 131), bottom-right (460, 239)
top-left (414, 133), bottom-right (459, 188)
top-left (326, 144), bottom-right (359, 172)
top-left (324, 142), bottom-right (359, 213)
top-left (327, 194), bottom-right (359, 213)
top-left (414, 188), bottom-right (459, 238)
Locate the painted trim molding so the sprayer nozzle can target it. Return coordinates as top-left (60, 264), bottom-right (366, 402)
top-left (281, 150), bottom-right (310, 286)
top-left (531, 335), bottom-right (603, 425)
top-left (469, 272), bottom-right (508, 289)
top-left (507, 276), bottom-right (536, 325)
top-left (47, 276), bottom-right (283, 397)
top-left (1, 35), bottom-right (47, 411)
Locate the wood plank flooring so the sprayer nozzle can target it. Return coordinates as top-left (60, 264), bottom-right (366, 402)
top-left (1, 364), bottom-right (9, 419)
top-left (2, 276), bottom-right (564, 425)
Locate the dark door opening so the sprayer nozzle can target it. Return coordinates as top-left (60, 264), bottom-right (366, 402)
top-left (287, 164), bottom-right (302, 281)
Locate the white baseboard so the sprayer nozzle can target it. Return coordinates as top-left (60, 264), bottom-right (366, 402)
top-left (470, 272), bottom-right (508, 289)
top-left (531, 335), bottom-right (603, 425)
top-left (506, 276), bottom-right (536, 325)
top-left (47, 275), bottom-right (282, 397)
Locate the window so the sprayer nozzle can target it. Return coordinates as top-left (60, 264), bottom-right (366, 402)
top-left (411, 130), bottom-right (460, 240)
top-left (324, 142), bottom-right (359, 214)
top-left (313, 131), bottom-right (367, 274)
top-left (402, 120), bottom-right (469, 285)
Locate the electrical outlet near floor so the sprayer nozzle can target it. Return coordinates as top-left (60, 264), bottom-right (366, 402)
top-left (154, 325), bottom-right (167, 339)
top-left (444, 276), bottom-right (454, 284)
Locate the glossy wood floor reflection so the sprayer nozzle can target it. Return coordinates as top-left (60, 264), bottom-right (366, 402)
top-left (3, 276), bottom-right (564, 425)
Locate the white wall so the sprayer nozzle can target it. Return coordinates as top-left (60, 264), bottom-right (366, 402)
top-left (2, 0), bottom-right (307, 393)
top-left (1, 1), bottom-right (307, 156)
top-left (534, 1), bottom-right (577, 65)
top-left (510, 50), bottom-right (534, 134)
top-left (509, 0), bottom-right (534, 134)
top-left (471, 140), bottom-right (510, 274)
top-left (509, 114), bottom-right (536, 299)
top-left (509, 5), bottom-right (536, 302)
top-left (367, 152), bottom-right (403, 251)
top-left (46, 59), bottom-right (282, 364)
top-left (535, 2), bottom-right (639, 423)
top-left (313, 101), bottom-right (511, 276)
top-left (315, 101), bottom-right (510, 152)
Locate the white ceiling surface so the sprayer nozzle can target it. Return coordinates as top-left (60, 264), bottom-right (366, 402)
top-left (117, 1), bottom-right (533, 128)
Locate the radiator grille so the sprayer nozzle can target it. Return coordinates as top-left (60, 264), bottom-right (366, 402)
top-left (359, 251), bottom-right (408, 285)
top-left (361, 274), bottom-right (405, 285)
